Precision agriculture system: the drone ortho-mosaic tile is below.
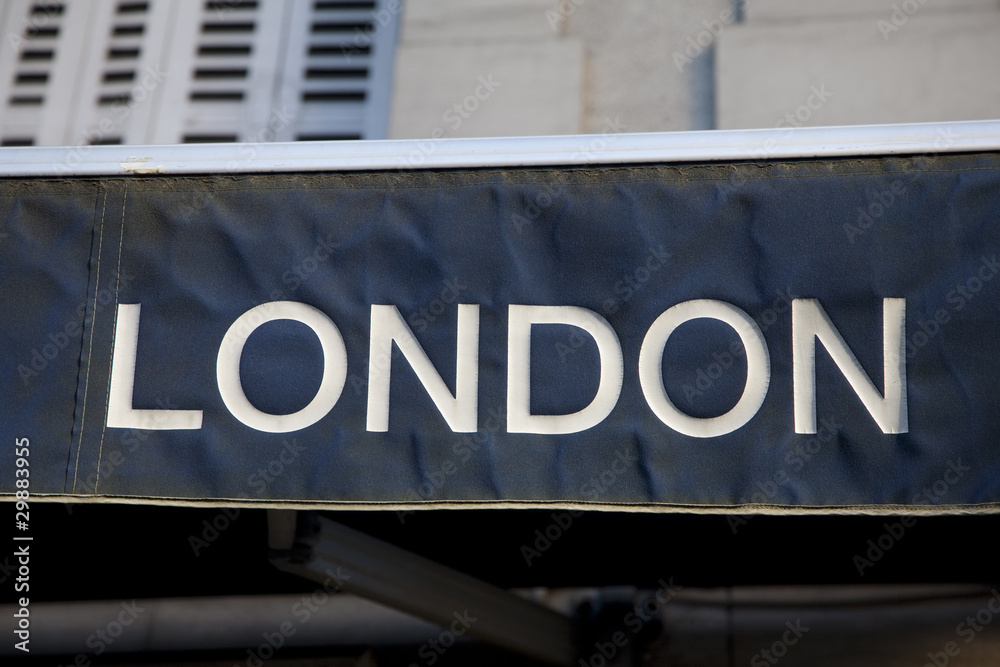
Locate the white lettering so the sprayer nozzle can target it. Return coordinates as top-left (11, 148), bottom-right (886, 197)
top-left (507, 305), bottom-right (623, 434)
top-left (366, 304), bottom-right (479, 432)
top-left (639, 300), bottom-right (770, 437)
top-left (792, 298), bottom-right (907, 434)
top-left (217, 301), bottom-right (347, 433)
top-left (107, 304), bottom-right (203, 430)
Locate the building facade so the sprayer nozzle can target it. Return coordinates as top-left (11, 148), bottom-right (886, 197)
top-left (2, 0), bottom-right (997, 148)
top-left (0, 0), bottom-right (397, 146)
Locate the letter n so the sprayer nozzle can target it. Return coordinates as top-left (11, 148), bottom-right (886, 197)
top-left (792, 298), bottom-right (906, 434)
top-left (366, 304), bottom-right (479, 432)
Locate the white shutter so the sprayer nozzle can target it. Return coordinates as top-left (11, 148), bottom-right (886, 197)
top-left (0, 0), bottom-right (399, 146)
top-left (0, 1), bottom-right (72, 146)
top-left (276, 0), bottom-right (399, 141)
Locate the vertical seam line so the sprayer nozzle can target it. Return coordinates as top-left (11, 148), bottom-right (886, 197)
top-left (95, 184), bottom-right (128, 493)
top-left (72, 187), bottom-right (109, 493)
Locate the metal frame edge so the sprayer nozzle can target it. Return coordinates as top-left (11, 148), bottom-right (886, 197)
top-left (0, 119), bottom-right (998, 177)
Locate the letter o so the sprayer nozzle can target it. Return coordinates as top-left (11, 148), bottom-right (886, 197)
top-left (639, 300), bottom-right (770, 437)
top-left (218, 301), bottom-right (347, 433)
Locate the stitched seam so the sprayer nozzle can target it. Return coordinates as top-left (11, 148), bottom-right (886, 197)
top-left (8, 495), bottom-right (1000, 514)
top-left (72, 187), bottom-right (109, 493)
top-left (95, 185), bottom-right (128, 493)
top-left (99, 162), bottom-right (1000, 194)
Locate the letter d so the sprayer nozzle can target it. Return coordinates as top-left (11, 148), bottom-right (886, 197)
top-left (507, 306), bottom-right (623, 434)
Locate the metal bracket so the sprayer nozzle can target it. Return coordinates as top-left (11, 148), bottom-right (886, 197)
top-left (267, 510), bottom-right (577, 665)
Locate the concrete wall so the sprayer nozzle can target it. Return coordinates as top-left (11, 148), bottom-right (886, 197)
top-left (565, 0), bottom-right (729, 133)
top-left (387, 0), bottom-right (1000, 139)
top-left (718, 0), bottom-right (1000, 129)
top-left (388, 0), bottom-right (584, 139)
top-left (387, 0), bottom-right (728, 139)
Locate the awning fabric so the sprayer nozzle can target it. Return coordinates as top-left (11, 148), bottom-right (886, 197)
top-left (3, 152), bottom-right (1000, 512)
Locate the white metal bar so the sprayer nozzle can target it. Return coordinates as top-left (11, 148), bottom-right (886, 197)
top-left (243, 0), bottom-right (291, 141)
top-left (271, 515), bottom-right (577, 665)
top-left (0, 119), bottom-right (997, 176)
top-left (36, 0), bottom-right (97, 146)
top-left (272, 0), bottom-right (316, 143)
top-left (62, 0), bottom-right (117, 146)
top-left (0, 594), bottom-right (448, 655)
top-left (124, 0), bottom-right (177, 145)
top-left (362, 0), bottom-right (402, 140)
top-left (0, 0), bottom-right (33, 142)
top-left (145, 0), bottom-right (202, 145)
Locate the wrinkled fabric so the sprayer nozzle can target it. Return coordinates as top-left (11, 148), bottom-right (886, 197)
top-left (2, 153), bottom-right (1000, 511)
